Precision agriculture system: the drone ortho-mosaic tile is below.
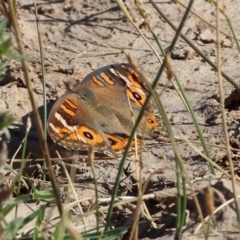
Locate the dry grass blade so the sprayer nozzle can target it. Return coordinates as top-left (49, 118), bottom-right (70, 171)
top-left (3, 0), bottom-right (240, 238)
top-left (9, 116), bottom-right (31, 167)
top-left (175, 0), bottom-right (239, 40)
top-left (215, 0), bottom-right (240, 225)
top-left (55, 151), bottom-right (87, 232)
top-left (6, 0), bottom-right (64, 222)
top-left (178, 131), bottom-right (234, 180)
top-left (115, 0), bottom-right (162, 62)
top-left (195, 193), bottom-right (240, 235)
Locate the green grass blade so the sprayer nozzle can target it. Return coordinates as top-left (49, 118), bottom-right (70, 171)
top-left (226, 17), bottom-right (240, 52)
top-left (2, 196), bottom-right (31, 217)
top-left (33, 203), bottom-right (46, 240)
top-left (2, 217), bottom-right (24, 239)
top-left (4, 203), bottom-right (50, 240)
top-left (150, 0), bottom-right (215, 175)
top-left (32, 189), bottom-right (56, 200)
top-left (0, 18), bottom-right (7, 36)
top-left (82, 225), bottom-right (129, 239)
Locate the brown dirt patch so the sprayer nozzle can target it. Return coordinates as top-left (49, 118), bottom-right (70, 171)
top-left (1, 0), bottom-right (240, 239)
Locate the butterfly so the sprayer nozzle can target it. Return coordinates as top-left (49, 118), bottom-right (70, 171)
top-left (48, 63), bottom-right (161, 153)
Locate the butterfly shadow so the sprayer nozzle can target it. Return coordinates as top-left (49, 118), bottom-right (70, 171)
top-left (6, 102), bottom-right (72, 161)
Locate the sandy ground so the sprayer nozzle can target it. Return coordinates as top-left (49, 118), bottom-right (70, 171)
top-left (1, 0), bottom-right (240, 239)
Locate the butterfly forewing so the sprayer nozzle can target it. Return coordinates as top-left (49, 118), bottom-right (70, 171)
top-left (48, 92), bottom-right (110, 151)
top-left (81, 64), bottom-right (161, 138)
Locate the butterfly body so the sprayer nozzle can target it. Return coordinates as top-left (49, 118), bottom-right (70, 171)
top-left (48, 63), bottom-right (161, 152)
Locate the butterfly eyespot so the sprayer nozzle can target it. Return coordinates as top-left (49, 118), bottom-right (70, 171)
top-left (108, 138), bottom-right (116, 145)
top-left (126, 88), bottom-right (146, 107)
top-left (133, 92), bottom-right (142, 101)
top-left (83, 131), bottom-right (94, 140)
top-left (148, 119), bottom-right (154, 123)
top-left (105, 133), bottom-right (125, 150)
top-left (76, 126), bottom-right (105, 145)
top-left (142, 114), bottom-right (160, 131)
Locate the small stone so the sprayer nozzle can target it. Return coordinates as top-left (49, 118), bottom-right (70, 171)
top-left (199, 29), bottom-right (215, 43)
top-left (221, 38), bottom-right (233, 48)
